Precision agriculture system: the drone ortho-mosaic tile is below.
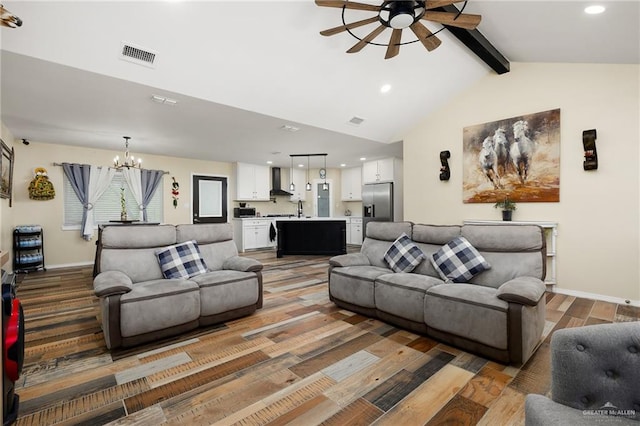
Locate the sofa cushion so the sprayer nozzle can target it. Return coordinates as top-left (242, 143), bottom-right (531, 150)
top-left (430, 237), bottom-right (491, 283)
top-left (425, 283), bottom-right (509, 349)
top-left (190, 270), bottom-right (260, 316)
top-left (383, 233), bottom-right (426, 273)
top-left (329, 266), bottom-right (391, 308)
top-left (375, 273), bottom-right (442, 323)
top-left (120, 279), bottom-right (200, 337)
top-left (156, 240), bottom-right (208, 279)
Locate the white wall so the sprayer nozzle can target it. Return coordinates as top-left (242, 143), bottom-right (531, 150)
top-left (403, 62), bottom-right (640, 304)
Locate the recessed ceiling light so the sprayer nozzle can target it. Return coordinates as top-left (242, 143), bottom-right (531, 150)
top-left (584, 5), bottom-right (605, 14)
top-left (298, 163), bottom-right (304, 168)
top-left (360, 157), bottom-right (366, 161)
top-left (280, 124), bottom-right (300, 132)
top-left (340, 163), bottom-right (346, 167)
top-left (380, 84), bottom-right (392, 94)
top-left (266, 160), bottom-right (273, 165)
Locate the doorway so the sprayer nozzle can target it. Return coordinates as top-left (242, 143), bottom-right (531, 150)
top-left (317, 183), bottom-right (330, 217)
top-left (192, 174), bottom-right (228, 223)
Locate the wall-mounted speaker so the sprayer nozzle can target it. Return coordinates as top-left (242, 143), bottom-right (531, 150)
top-left (582, 129), bottom-right (598, 170)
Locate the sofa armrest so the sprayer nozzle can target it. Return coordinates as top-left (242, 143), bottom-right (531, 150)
top-left (497, 276), bottom-right (545, 306)
top-left (223, 256), bottom-right (263, 272)
top-left (329, 253), bottom-right (371, 267)
top-left (94, 270), bottom-right (133, 297)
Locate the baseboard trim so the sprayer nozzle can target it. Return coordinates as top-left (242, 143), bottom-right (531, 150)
top-left (46, 261), bottom-right (93, 270)
top-left (552, 287), bottom-right (640, 308)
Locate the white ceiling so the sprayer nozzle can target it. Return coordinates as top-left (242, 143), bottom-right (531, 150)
top-left (1, 1), bottom-right (638, 168)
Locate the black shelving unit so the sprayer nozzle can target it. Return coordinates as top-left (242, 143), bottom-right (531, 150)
top-left (13, 225), bottom-right (45, 273)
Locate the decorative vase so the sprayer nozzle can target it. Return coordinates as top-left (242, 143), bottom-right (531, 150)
top-left (502, 210), bottom-right (512, 221)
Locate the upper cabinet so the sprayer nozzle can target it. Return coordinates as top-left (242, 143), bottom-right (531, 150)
top-left (362, 158), bottom-right (397, 183)
top-left (341, 167), bottom-right (362, 201)
top-left (235, 162), bottom-right (270, 201)
top-left (289, 167), bottom-right (307, 202)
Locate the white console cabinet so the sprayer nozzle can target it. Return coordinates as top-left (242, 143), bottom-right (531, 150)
top-left (233, 219), bottom-right (275, 252)
top-left (349, 218), bottom-right (363, 245)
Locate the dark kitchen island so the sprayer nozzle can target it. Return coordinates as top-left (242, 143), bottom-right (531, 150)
top-left (276, 218), bottom-right (347, 258)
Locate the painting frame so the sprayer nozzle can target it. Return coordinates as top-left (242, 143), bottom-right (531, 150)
top-left (0, 139), bottom-right (15, 207)
top-left (462, 108), bottom-right (561, 204)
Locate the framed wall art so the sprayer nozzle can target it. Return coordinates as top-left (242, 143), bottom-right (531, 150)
top-left (0, 139), bottom-right (15, 206)
top-left (462, 108), bottom-right (561, 204)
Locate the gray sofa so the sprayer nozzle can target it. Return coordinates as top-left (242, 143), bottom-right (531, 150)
top-left (328, 221), bottom-right (547, 365)
top-left (93, 223), bottom-right (263, 349)
top-left (526, 321), bottom-right (640, 424)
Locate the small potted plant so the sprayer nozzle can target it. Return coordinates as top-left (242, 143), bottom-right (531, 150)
top-left (494, 196), bottom-right (516, 221)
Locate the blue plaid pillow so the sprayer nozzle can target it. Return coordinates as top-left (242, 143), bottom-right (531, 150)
top-left (384, 233), bottom-right (426, 273)
top-left (156, 240), bottom-right (208, 279)
top-left (430, 236), bottom-right (491, 283)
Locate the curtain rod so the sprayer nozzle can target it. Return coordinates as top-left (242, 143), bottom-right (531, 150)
top-left (52, 162), bottom-right (170, 174)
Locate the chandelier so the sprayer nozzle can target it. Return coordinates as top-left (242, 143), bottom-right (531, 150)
top-left (113, 136), bottom-right (141, 169)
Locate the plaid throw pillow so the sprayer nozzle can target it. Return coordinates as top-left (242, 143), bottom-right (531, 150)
top-left (430, 236), bottom-right (491, 283)
top-left (155, 240), bottom-right (208, 279)
top-left (384, 233), bottom-right (426, 273)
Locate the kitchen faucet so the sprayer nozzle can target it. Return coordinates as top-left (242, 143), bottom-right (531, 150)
top-left (297, 200), bottom-right (303, 218)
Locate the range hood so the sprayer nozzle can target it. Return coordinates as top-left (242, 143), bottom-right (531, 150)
top-left (270, 167), bottom-right (292, 196)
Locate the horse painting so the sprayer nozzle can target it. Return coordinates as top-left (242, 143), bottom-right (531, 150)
top-left (462, 108), bottom-right (561, 204)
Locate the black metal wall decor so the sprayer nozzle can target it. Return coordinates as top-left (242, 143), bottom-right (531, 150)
top-left (439, 150), bottom-right (451, 181)
top-left (582, 129), bottom-right (598, 170)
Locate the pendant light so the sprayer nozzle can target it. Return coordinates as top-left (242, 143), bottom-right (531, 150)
top-left (322, 155), bottom-right (328, 191)
top-left (289, 155), bottom-right (295, 192)
top-left (305, 155), bottom-right (312, 191)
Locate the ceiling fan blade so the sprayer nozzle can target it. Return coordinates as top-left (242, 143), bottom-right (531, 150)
top-left (425, 0), bottom-right (465, 9)
top-left (423, 11), bottom-right (481, 30)
top-left (409, 21), bottom-right (442, 52)
top-left (385, 29), bottom-right (402, 59)
top-left (315, 0), bottom-right (382, 12)
top-left (347, 25), bottom-right (387, 53)
top-left (320, 16), bottom-right (379, 36)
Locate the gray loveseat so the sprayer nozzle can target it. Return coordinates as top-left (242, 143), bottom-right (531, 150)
top-left (328, 221), bottom-right (547, 365)
top-left (93, 223), bottom-right (263, 349)
top-left (526, 321), bottom-right (640, 425)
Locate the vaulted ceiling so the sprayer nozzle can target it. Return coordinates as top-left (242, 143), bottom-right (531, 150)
top-left (1, 1), bottom-right (638, 168)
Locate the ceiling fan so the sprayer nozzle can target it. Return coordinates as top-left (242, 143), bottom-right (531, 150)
top-left (316, 0), bottom-right (481, 59)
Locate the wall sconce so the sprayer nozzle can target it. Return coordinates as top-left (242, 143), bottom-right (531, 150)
top-left (583, 129), bottom-right (598, 170)
top-left (439, 150), bottom-right (451, 181)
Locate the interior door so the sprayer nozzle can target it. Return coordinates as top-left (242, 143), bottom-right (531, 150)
top-left (192, 175), bottom-right (227, 223)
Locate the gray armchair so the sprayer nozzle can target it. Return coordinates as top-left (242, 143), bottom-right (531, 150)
top-left (525, 321), bottom-right (640, 425)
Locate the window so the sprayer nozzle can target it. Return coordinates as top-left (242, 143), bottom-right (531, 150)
top-left (63, 171), bottom-right (163, 227)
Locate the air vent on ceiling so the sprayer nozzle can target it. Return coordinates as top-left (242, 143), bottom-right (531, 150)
top-left (348, 116), bottom-right (365, 126)
top-left (120, 42), bottom-right (157, 68)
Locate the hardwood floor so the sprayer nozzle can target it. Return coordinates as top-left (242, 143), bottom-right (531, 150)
top-left (12, 250), bottom-right (639, 425)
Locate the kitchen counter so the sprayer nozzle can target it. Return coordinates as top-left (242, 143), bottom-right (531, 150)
top-left (276, 219), bottom-right (347, 258)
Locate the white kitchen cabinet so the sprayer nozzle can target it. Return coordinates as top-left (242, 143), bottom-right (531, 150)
top-left (289, 167), bottom-right (307, 202)
top-left (362, 158), bottom-right (396, 183)
top-left (235, 162), bottom-right (270, 201)
top-left (349, 217), bottom-right (363, 245)
top-left (233, 219), bottom-right (275, 252)
top-left (341, 167), bottom-right (362, 201)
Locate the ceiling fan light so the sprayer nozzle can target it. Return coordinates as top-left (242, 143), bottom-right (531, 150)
top-left (389, 13), bottom-right (414, 29)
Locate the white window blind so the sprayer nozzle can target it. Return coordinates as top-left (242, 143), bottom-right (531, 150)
top-left (63, 171), bottom-right (163, 227)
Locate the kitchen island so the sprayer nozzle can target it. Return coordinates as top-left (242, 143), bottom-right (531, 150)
top-left (276, 217), bottom-right (347, 258)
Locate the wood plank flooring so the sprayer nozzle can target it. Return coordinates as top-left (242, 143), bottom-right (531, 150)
top-left (12, 250), bottom-right (639, 425)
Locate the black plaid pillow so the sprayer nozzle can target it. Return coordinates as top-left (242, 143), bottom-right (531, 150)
top-left (384, 233), bottom-right (426, 273)
top-left (156, 240), bottom-right (208, 279)
top-left (430, 236), bottom-right (491, 283)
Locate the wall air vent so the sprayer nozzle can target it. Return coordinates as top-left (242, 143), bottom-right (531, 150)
top-left (120, 42), bottom-right (157, 68)
top-left (348, 116), bottom-right (365, 126)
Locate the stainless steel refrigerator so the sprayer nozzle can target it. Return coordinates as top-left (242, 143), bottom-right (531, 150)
top-left (362, 182), bottom-right (393, 240)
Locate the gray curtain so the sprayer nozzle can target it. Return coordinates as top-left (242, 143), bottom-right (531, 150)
top-left (62, 163), bottom-right (91, 240)
top-left (140, 169), bottom-right (164, 221)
